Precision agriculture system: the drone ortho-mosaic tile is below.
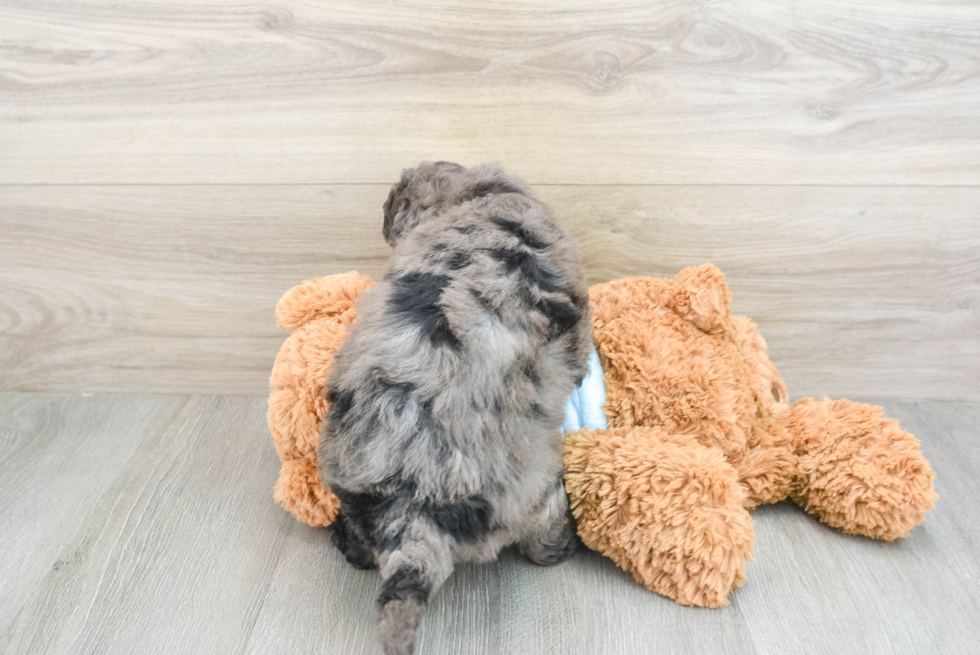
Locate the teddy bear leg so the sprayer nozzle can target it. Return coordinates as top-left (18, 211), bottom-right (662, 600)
top-left (331, 512), bottom-right (377, 570)
top-left (564, 427), bottom-right (755, 608)
top-left (787, 398), bottom-right (937, 541)
top-left (519, 478), bottom-right (581, 566)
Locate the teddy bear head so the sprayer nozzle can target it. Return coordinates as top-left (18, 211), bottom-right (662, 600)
top-left (585, 263), bottom-right (936, 537)
top-left (588, 264), bottom-right (785, 463)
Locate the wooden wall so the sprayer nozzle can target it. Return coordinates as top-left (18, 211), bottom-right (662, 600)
top-left (1, 1), bottom-right (978, 399)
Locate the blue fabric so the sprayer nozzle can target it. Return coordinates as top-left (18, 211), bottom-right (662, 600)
top-left (560, 348), bottom-right (608, 434)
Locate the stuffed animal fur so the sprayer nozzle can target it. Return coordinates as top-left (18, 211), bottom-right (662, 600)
top-left (268, 264), bottom-right (937, 608)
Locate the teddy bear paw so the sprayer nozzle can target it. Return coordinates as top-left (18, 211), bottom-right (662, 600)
top-left (564, 427), bottom-right (755, 608)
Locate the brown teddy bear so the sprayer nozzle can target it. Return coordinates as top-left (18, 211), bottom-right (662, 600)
top-left (268, 264), bottom-right (936, 608)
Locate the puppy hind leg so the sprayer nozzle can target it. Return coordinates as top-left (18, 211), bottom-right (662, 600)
top-left (331, 512), bottom-right (378, 570)
top-left (519, 478), bottom-right (581, 566)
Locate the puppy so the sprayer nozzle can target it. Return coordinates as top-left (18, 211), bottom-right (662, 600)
top-left (319, 162), bottom-right (591, 655)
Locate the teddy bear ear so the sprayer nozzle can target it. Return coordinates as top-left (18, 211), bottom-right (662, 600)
top-left (661, 263), bottom-right (732, 334)
top-left (275, 271), bottom-right (374, 330)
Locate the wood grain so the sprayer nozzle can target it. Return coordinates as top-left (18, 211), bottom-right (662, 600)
top-left (0, 392), bottom-right (189, 645)
top-left (1, 184), bottom-right (977, 399)
top-left (0, 393), bottom-right (977, 654)
top-left (1, 0), bottom-right (978, 184)
top-left (0, 394), bottom-right (293, 654)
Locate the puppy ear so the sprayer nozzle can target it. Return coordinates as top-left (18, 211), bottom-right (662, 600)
top-left (383, 198), bottom-right (415, 246)
top-left (382, 169), bottom-right (417, 246)
top-left (382, 183), bottom-right (399, 245)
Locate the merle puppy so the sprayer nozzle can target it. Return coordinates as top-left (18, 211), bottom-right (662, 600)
top-left (319, 162), bottom-right (591, 655)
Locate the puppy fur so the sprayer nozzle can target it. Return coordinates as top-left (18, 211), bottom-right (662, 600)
top-left (319, 162), bottom-right (591, 655)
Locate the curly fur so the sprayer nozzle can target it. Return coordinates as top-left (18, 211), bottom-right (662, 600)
top-left (319, 162), bottom-right (591, 655)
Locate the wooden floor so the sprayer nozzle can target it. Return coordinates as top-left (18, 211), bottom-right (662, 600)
top-left (0, 392), bottom-right (977, 655)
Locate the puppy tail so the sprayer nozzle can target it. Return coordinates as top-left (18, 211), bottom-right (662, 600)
top-left (376, 519), bottom-right (453, 655)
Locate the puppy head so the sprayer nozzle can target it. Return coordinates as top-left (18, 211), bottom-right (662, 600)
top-left (382, 161), bottom-right (467, 247)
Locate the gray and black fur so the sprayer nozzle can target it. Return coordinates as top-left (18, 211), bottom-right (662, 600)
top-left (319, 162), bottom-right (591, 655)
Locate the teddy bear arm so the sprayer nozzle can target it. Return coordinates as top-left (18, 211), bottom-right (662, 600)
top-left (268, 272), bottom-right (374, 528)
top-left (275, 271), bottom-right (374, 330)
top-left (563, 426), bottom-right (755, 608)
top-left (736, 441), bottom-right (798, 510)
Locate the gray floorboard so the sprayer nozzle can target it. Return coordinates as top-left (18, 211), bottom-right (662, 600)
top-left (0, 393), bottom-right (977, 655)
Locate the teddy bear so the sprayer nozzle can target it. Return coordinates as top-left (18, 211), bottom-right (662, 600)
top-left (267, 264), bottom-right (936, 608)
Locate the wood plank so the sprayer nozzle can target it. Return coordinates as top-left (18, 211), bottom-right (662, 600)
top-left (0, 394), bottom-right (292, 654)
top-left (497, 546), bottom-right (758, 655)
top-left (0, 393), bottom-right (188, 637)
top-left (1, 0), bottom-right (979, 184)
top-left (1, 393), bottom-right (977, 654)
top-left (0, 185), bottom-right (391, 396)
top-left (1, 184), bottom-right (977, 399)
